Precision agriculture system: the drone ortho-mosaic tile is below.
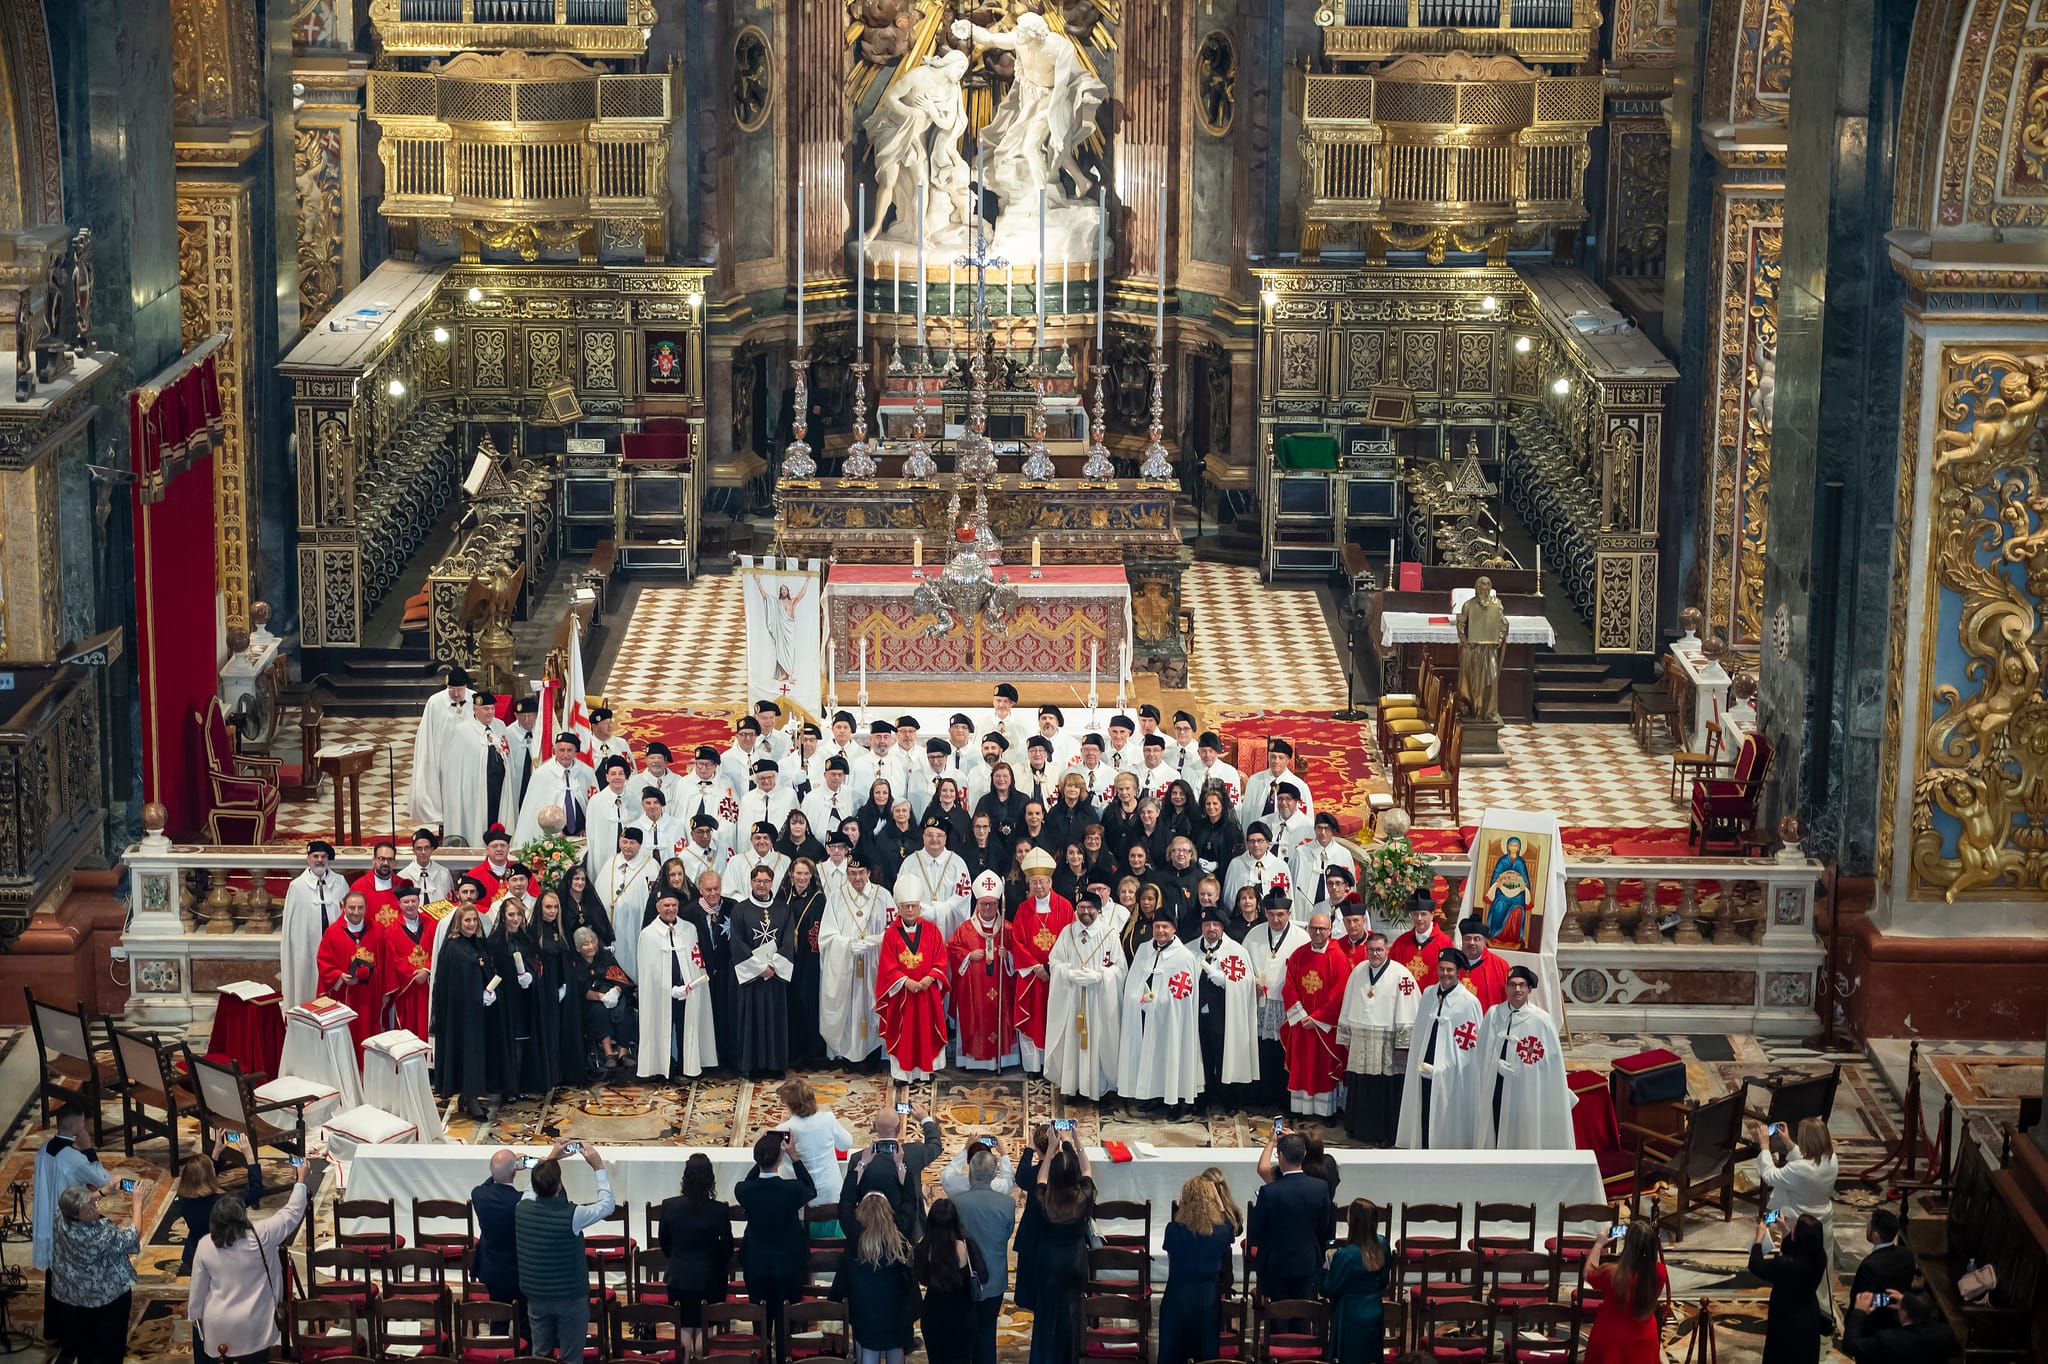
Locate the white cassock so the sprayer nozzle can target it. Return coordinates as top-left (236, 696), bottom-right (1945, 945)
top-left (1471, 1001), bottom-right (1574, 1150)
top-left (1244, 920), bottom-right (1309, 1049)
top-left (722, 847), bottom-right (790, 898)
top-left (1115, 937), bottom-right (1204, 1105)
top-left (1397, 982), bottom-right (1486, 1150)
top-left (870, 748), bottom-right (911, 803)
top-left (738, 785), bottom-right (798, 832)
top-left (1180, 757), bottom-right (1242, 807)
top-left (676, 776), bottom-right (742, 860)
top-left (675, 842), bottom-right (723, 898)
top-left (1043, 919), bottom-right (1125, 1100)
top-left (718, 743), bottom-right (764, 791)
top-left (818, 880), bottom-right (888, 1060)
top-left (802, 784), bottom-right (859, 840)
top-left (898, 848), bottom-right (972, 936)
top-left (1105, 738), bottom-right (1142, 774)
top-left (1337, 959), bottom-right (1421, 1078)
top-left (1293, 841), bottom-right (1360, 912)
top-left (429, 714), bottom-right (492, 847)
top-left (1238, 770), bottom-right (1315, 827)
top-left (1038, 731), bottom-right (1080, 772)
top-left (1078, 763), bottom-right (1118, 805)
top-left (1195, 933), bottom-right (1261, 1086)
top-left (818, 856), bottom-right (851, 899)
top-left (500, 722), bottom-right (543, 831)
top-left (409, 687), bottom-right (475, 827)
top-left (515, 759), bottom-right (596, 844)
top-left (281, 868), bottom-right (342, 1006)
top-left (596, 850), bottom-right (658, 980)
top-left (808, 742), bottom-right (875, 794)
top-left (639, 766), bottom-right (686, 813)
top-left (1223, 851), bottom-right (1293, 910)
top-left (636, 917), bottom-right (716, 1078)
top-left (633, 814), bottom-right (689, 864)
top-left (994, 713), bottom-right (1035, 756)
top-left (584, 788), bottom-right (637, 875)
top-left (403, 858), bottom-right (454, 906)
top-left (756, 726), bottom-right (792, 763)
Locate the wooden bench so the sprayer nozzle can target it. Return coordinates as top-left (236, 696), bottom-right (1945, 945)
top-left (584, 539), bottom-right (618, 619)
top-left (1905, 1137), bottom-right (2040, 1361)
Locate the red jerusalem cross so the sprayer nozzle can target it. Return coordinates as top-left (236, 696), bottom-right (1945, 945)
top-left (1168, 971), bottom-right (1194, 1000)
top-left (1453, 1019), bottom-right (1478, 1051)
top-left (1398, 975), bottom-right (1416, 995)
top-left (690, 947), bottom-right (705, 970)
top-left (1221, 956), bottom-right (1246, 982)
top-left (1516, 1035), bottom-right (1546, 1065)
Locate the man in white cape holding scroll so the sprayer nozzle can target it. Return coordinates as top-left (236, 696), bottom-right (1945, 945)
top-left (1471, 964), bottom-right (1574, 1150)
top-left (1115, 916), bottom-right (1204, 1113)
top-left (1338, 931), bottom-right (1421, 1147)
top-left (1044, 892), bottom-right (1124, 1101)
top-left (637, 890), bottom-right (716, 1079)
top-left (817, 852), bottom-right (887, 1062)
top-left (1397, 950), bottom-right (1485, 1150)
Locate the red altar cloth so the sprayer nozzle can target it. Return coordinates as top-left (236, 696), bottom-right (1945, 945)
top-left (824, 564), bottom-right (1133, 682)
top-left (206, 989), bottom-right (285, 1079)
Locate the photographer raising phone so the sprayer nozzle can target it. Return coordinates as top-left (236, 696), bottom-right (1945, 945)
top-left (1581, 1214), bottom-right (1664, 1364)
top-left (839, 1099), bottom-right (943, 1239)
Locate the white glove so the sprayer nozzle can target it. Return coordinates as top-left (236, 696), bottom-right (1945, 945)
top-left (1204, 965), bottom-right (1228, 986)
top-left (951, 18), bottom-right (972, 38)
top-left (1498, 1056), bottom-right (1517, 1076)
top-left (482, 988), bottom-right (497, 1006)
top-left (601, 987), bottom-right (621, 1008)
top-left (557, 983), bottom-right (568, 1002)
top-left (517, 971), bottom-right (533, 989)
top-left (670, 985), bottom-right (690, 1001)
top-left (1198, 858), bottom-right (1218, 874)
top-left (1417, 1060), bottom-right (1435, 1077)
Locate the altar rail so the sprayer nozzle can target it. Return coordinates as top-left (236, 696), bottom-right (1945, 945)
top-left (120, 841), bottom-right (1825, 1036)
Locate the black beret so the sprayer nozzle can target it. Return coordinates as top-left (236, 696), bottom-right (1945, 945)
top-left (514, 695), bottom-right (539, 714)
top-left (1109, 715), bottom-right (1135, 732)
top-left (1039, 704), bottom-right (1064, 722)
top-left (751, 758), bottom-right (778, 774)
top-left (640, 787), bottom-right (667, 805)
top-left (644, 740), bottom-right (671, 759)
top-left (994, 683), bottom-right (1019, 701)
top-left (617, 826), bottom-right (645, 843)
top-left (695, 745), bottom-right (721, 763)
top-left (307, 839), bottom-right (337, 858)
top-left (926, 738), bottom-right (951, 754)
top-left (756, 700), bottom-right (782, 715)
top-left (871, 720), bottom-right (896, 735)
top-left (833, 710), bottom-right (856, 726)
top-left (949, 712), bottom-right (974, 728)
top-left (1268, 738), bottom-right (1294, 757)
top-left (1142, 733), bottom-right (1166, 748)
top-left (691, 812), bottom-right (720, 829)
top-left (738, 716), bottom-right (762, 734)
top-left (983, 733), bottom-right (1009, 750)
top-left (447, 667), bottom-right (472, 687)
top-left (411, 827), bottom-right (441, 846)
top-left (589, 707), bottom-right (614, 723)
top-left (825, 755), bottom-right (850, 773)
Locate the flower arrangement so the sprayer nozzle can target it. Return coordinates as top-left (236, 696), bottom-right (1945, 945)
top-left (520, 832), bottom-right (583, 889)
top-left (1359, 834), bottom-right (1436, 922)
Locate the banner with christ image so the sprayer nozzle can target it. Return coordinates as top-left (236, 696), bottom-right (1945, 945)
top-left (740, 555), bottom-right (824, 719)
top-left (1455, 808), bottom-right (1567, 1017)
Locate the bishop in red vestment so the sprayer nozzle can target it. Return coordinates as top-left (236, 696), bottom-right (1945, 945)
top-left (374, 879), bottom-right (435, 1038)
top-left (1457, 917), bottom-right (1511, 1012)
top-left (1389, 895), bottom-right (1455, 977)
top-left (1008, 850), bottom-right (1073, 1070)
top-left (875, 885), bottom-right (950, 1080)
top-left (1281, 911), bottom-right (1354, 1117)
top-left (947, 873), bottom-right (1016, 1069)
top-left (314, 890), bottom-right (386, 1055)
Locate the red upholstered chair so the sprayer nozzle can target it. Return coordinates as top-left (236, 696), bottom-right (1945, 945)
top-left (200, 695), bottom-right (282, 842)
top-left (1567, 1070), bottom-right (1640, 1203)
top-left (1687, 732), bottom-right (1773, 853)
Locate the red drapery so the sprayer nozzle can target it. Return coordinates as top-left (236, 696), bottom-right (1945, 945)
top-left (132, 341), bottom-right (225, 835)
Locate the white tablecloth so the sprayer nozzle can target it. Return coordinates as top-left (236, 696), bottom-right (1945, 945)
top-left (281, 1006), bottom-right (363, 1111)
top-left (1379, 612), bottom-right (1557, 648)
top-left (1667, 643), bottom-right (1731, 753)
top-left (361, 1032), bottom-right (446, 1143)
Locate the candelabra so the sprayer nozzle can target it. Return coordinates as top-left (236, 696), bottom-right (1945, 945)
top-left (957, 332), bottom-right (999, 482)
top-left (1082, 365), bottom-right (1114, 480)
top-left (842, 360), bottom-right (877, 480)
top-left (779, 354), bottom-right (815, 480)
top-left (1138, 350), bottom-right (1175, 481)
top-left (1021, 362), bottom-right (1056, 481)
top-left (902, 349), bottom-right (937, 480)
top-left (912, 486), bottom-right (1018, 637)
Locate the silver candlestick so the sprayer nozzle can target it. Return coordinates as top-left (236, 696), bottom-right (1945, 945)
top-left (902, 348), bottom-right (937, 481)
top-left (1139, 350), bottom-right (1174, 481)
top-left (780, 353), bottom-right (816, 480)
top-left (1082, 364), bottom-right (1114, 481)
top-left (843, 360), bottom-right (876, 480)
top-left (1021, 361), bottom-right (1056, 482)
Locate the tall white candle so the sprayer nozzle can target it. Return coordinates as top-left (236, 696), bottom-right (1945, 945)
top-left (828, 636), bottom-right (836, 699)
top-left (796, 180), bottom-right (805, 348)
top-left (915, 193), bottom-right (926, 348)
top-left (1090, 640), bottom-right (1099, 693)
top-left (860, 638), bottom-right (868, 692)
top-left (1037, 188), bottom-right (1047, 349)
top-left (1122, 640), bottom-right (1131, 685)
top-left (1155, 180), bottom-right (1166, 346)
top-left (855, 184), bottom-right (866, 351)
top-left (893, 250), bottom-right (901, 315)
top-left (1096, 193), bottom-right (1107, 348)
top-left (1006, 266), bottom-right (1013, 319)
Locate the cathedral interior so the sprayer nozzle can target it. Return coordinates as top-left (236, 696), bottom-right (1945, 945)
top-left (0, 0), bottom-right (2042, 1356)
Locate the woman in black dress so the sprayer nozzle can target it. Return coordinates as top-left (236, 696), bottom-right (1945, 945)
top-left (530, 889), bottom-right (582, 1088)
top-left (642, 858), bottom-right (694, 933)
top-left (928, 778), bottom-right (973, 851)
top-left (776, 810), bottom-right (828, 867)
top-left (1052, 841), bottom-right (1090, 907)
top-left (1748, 1213), bottom-right (1829, 1364)
top-left (1191, 788), bottom-right (1246, 879)
top-left (860, 779), bottom-right (897, 839)
top-left (430, 905), bottom-right (508, 1119)
top-left (570, 926), bottom-right (634, 1073)
top-left (1099, 778), bottom-right (1145, 859)
top-left (913, 1199), bottom-right (988, 1364)
top-left (1044, 773), bottom-right (1096, 854)
top-left (776, 857), bottom-right (829, 1067)
top-left (976, 761), bottom-right (1027, 851)
top-left (1080, 824), bottom-right (1121, 887)
top-left (1019, 799), bottom-right (1050, 859)
top-left (1011, 1125), bottom-right (1050, 1312)
top-left (1226, 884), bottom-right (1262, 943)
top-left (656, 1153), bottom-right (734, 1361)
top-left (558, 865), bottom-right (610, 949)
top-left (868, 800), bottom-right (918, 887)
top-left (1162, 778), bottom-right (1199, 841)
top-left (1027, 1129), bottom-right (1095, 1364)
top-left (961, 813), bottom-right (1011, 886)
top-left (838, 1191), bottom-right (919, 1364)
top-left (1129, 798), bottom-right (1173, 872)
top-left (486, 898), bottom-right (544, 1100)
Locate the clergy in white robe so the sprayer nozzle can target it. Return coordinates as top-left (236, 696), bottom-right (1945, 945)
top-left (818, 855), bottom-right (888, 1061)
top-left (738, 761), bottom-right (798, 831)
top-left (809, 728), bottom-right (876, 794)
top-left (407, 669), bottom-right (475, 828)
top-left (1237, 739), bottom-right (1315, 827)
top-left (675, 817), bottom-right (725, 899)
top-left (1134, 743), bottom-right (1181, 803)
top-left (636, 899), bottom-right (715, 1078)
top-left (1074, 745), bottom-right (1118, 805)
top-left (905, 741), bottom-right (953, 822)
top-left (991, 684), bottom-right (1035, 755)
top-left (632, 789), bottom-right (688, 864)
top-left (584, 758), bottom-right (639, 875)
top-left (1224, 827), bottom-right (1295, 923)
top-left (1265, 790), bottom-right (1316, 864)
top-left (802, 760), bottom-right (860, 837)
top-left (1193, 908), bottom-right (1260, 1103)
top-left (1104, 717), bottom-right (1141, 774)
top-left (1035, 706), bottom-right (1081, 771)
top-left (499, 697), bottom-right (544, 831)
top-left (1337, 933), bottom-right (1421, 1147)
top-left (753, 701), bottom-right (791, 762)
top-left (1243, 893), bottom-right (1309, 1107)
top-left (1115, 917), bottom-right (1205, 1109)
top-left (405, 829), bottom-right (455, 906)
top-left (595, 830), bottom-right (658, 980)
top-left (675, 745), bottom-right (742, 860)
top-left (868, 723), bottom-right (911, 800)
top-left (719, 720), bottom-right (767, 791)
top-left (281, 841), bottom-right (342, 1006)
top-left (514, 738), bottom-right (597, 844)
top-left (1181, 736), bottom-right (1243, 809)
top-left (588, 707), bottom-right (634, 774)
top-left (637, 742), bottom-right (687, 811)
top-left (1396, 952), bottom-right (1487, 1150)
top-left (1043, 893), bottom-right (1125, 1101)
top-left (723, 823), bottom-right (791, 899)
top-left (899, 822), bottom-right (972, 935)
top-left (1471, 965), bottom-right (1575, 1150)
top-left (1293, 818), bottom-right (1360, 913)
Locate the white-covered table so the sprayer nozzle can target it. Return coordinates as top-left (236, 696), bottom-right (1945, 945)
top-left (1377, 613), bottom-right (1557, 648)
top-left (281, 1001), bottom-right (364, 1111)
top-left (362, 1029), bottom-right (445, 1143)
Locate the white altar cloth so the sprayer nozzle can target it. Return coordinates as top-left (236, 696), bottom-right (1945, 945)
top-left (281, 1002), bottom-right (363, 1111)
top-left (1378, 613), bottom-right (1557, 648)
top-left (361, 1030), bottom-right (446, 1144)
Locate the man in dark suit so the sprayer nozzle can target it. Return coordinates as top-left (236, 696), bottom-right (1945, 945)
top-left (951, 1145), bottom-right (1017, 1364)
top-left (1848, 1209), bottom-right (1916, 1310)
top-left (471, 1147), bottom-right (530, 1334)
top-left (837, 1102), bottom-right (945, 1238)
top-left (1843, 1290), bottom-right (1956, 1364)
top-left (735, 1130), bottom-right (817, 1363)
top-left (1245, 1132), bottom-right (1335, 1306)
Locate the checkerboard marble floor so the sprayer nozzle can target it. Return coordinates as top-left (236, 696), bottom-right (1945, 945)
top-left (1181, 561), bottom-right (1348, 710)
top-left (1413, 721), bottom-right (1693, 829)
top-left (605, 577), bottom-right (750, 708)
top-left (277, 714), bottom-right (419, 842)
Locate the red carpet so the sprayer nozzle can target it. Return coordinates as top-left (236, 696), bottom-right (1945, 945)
top-left (1213, 708), bottom-right (1378, 816)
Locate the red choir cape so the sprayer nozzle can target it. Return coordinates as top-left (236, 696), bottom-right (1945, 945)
top-left (467, 859), bottom-right (510, 902)
top-left (947, 915), bottom-right (1015, 1063)
top-left (314, 916), bottom-right (386, 1055)
top-left (1463, 949), bottom-right (1510, 1013)
top-left (875, 919), bottom-right (950, 1074)
top-left (375, 914), bottom-right (435, 1039)
top-left (1008, 893), bottom-right (1074, 1048)
top-left (1389, 924), bottom-right (1454, 977)
top-left (1280, 941), bottom-right (1353, 1099)
top-left (352, 873), bottom-right (400, 928)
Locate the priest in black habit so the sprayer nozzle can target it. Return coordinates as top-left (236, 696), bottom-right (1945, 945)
top-left (431, 902), bottom-right (509, 1120)
top-left (684, 867), bottom-right (738, 1067)
top-left (775, 855), bottom-right (829, 1067)
top-left (731, 863), bottom-right (795, 1077)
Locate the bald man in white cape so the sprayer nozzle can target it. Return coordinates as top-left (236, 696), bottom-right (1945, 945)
top-left (636, 897), bottom-right (716, 1079)
top-left (1115, 918), bottom-right (1205, 1110)
top-left (1396, 950), bottom-right (1486, 1150)
top-left (1471, 964), bottom-right (1574, 1150)
top-left (1043, 895), bottom-right (1125, 1101)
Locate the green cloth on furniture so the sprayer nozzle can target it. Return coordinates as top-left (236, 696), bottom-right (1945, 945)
top-left (1276, 433), bottom-right (1340, 470)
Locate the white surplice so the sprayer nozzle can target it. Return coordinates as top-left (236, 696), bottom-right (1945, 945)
top-left (1043, 918), bottom-right (1125, 1100)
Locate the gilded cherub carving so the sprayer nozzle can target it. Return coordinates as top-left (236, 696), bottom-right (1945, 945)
top-left (1933, 359), bottom-right (2048, 474)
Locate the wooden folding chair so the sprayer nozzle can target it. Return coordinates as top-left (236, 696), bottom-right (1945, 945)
top-left (606, 1300), bottom-right (683, 1363)
top-left (26, 990), bottom-right (114, 1146)
top-left (1505, 1301), bottom-right (1583, 1363)
top-left (782, 1299), bottom-right (849, 1361)
top-left (413, 1197), bottom-right (477, 1268)
top-left (1469, 1202), bottom-right (1538, 1260)
top-left (1255, 1298), bottom-right (1328, 1362)
top-left (374, 1294), bottom-right (452, 1356)
top-left (336, 1196), bottom-right (406, 1261)
top-left (1417, 1298), bottom-right (1494, 1363)
top-left (109, 1026), bottom-right (202, 1162)
top-left (702, 1301), bottom-right (770, 1363)
top-left (292, 1298), bottom-right (368, 1363)
top-left (1082, 1292), bottom-right (1151, 1362)
top-left (452, 1299), bottom-right (521, 1364)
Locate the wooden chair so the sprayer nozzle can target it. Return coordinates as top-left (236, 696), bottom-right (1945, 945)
top-left (1411, 1249), bottom-right (1482, 1306)
top-left (1254, 1298), bottom-right (1329, 1362)
top-left (631, 1245), bottom-right (670, 1305)
top-left (1486, 1250), bottom-right (1558, 1310)
top-left (584, 1200), bottom-right (637, 1266)
top-left (1086, 1246), bottom-right (1153, 1300)
top-left (1468, 1202), bottom-right (1537, 1260)
top-left (1504, 1301), bottom-right (1582, 1363)
top-left (802, 1248), bottom-right (843, 1301)
top-left (308, 1248), bottom-right (378, 1309)
top-left (606, 1300), bottom-right (682, 1364)
top-left (292, 1298), bottom-right (368, 1363)
top-left (802, 1202), bottom-right (845, 1249)
top-left (702, 1301), bottom-right (770, 1363)
top-left (413, 1197), bottom-right (477, 1267)
top-left (1742, 1064), bottom-right (1842, 1130)
top-left (200, 693), bottom-right (282, 842)
top-left (1627, 1090), bottom-right (1753, 1240)
top-left (1093, 1199), bottom-right (1153, 1255)
top-left (1380, 1297), bottom-right (1407, 1359)
top-left (109, 1025), bottom-right (201, 1162)
top-left (336, 1197), bottom-right (406, 1261)
top-left (1082, 1292), bottom-right (1151, 1362)
top-left (183, 1049), bottom-right (314, 1165)
top-left (1543, 1203), bottom-right (1616, 1267)
top-left (26, 990), bottom-right (115, 1146)
top-left (453, 1299), bottom-right (521, 1364)
top-left (1391, 697), bottom-right (1454, 802)
top-left (1416, 1298), bottom-right (1493, 1363)
top-left (1404, 719), bottom-right (1463, 821)
top-left (782, 1300), bottom-right (849, 1361)
top-left (1687, 732), bottom-right (1774, 853)
top-left (381, 1246), bottom-right (453, 1309)
top-left (374, 1294), bottom-right (452, 1356)
top-left (1396, 1202), bottom-right (1465, 1279)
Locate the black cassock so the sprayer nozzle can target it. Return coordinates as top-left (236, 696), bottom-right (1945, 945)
top-left (684, 897), bottom-right (739, 1063)
top-left (431, 930), bottom-right (508, 1108)
top-left (488, 922), bottom-right (545, 1097)
top-left (531, 914), bottom-right (582, 1088)
top-left (730, 896), bottom-right (794, 1075)
top-left (776, 883), bottom-right (828, 1067)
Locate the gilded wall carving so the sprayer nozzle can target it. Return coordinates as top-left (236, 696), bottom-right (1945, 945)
top-left (171, 0), bottom-right (262, 126)
top-left (1700, 191), bottom-right (1783, 645)
top-left (176, 183), bottom-right (256, 633)
top-left (1702, 0), bottom-right (1793, 128)
top-left (1610, 0), bottom-right (1678, 68)
top-left (294, 122), bottom-right (347, 325)
top-left (0, 0), bottom-right (63, 230)
top-left (1606, 117), bottom-right (1671, 279)
top-left (1876, 336), bottom-right (1925, 889)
